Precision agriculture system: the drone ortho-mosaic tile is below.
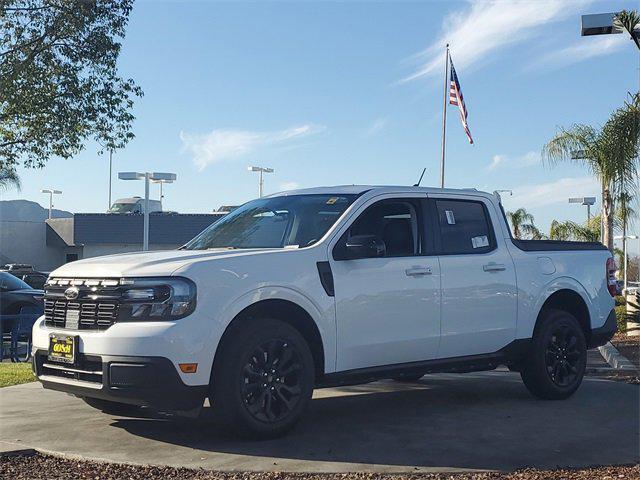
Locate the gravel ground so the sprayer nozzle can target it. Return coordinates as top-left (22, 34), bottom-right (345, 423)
top-left (1, 453), bottom-right (639, 480)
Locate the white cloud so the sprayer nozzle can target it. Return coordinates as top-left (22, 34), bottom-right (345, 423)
top-left (364, 118), bottom-right (388, 137)
top-left (529, 35), bottom-right (626, 71)
top-left (180, 124), bottom-right (323, 170)
top-left (507, 176), bottom-right (599, 209)
top-left (486, 151), bottom-right (540, 170)
top-left (401, 0), bottom-right (591, 83)
top-left (279, 181), bottom-right (300, 191)
top-left (487, 154), bottom-right (506, 171)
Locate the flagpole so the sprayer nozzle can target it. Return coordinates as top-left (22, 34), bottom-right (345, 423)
top-left (440, 44), bottom-right (449, 189)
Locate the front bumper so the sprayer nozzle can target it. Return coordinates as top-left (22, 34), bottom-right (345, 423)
top-left (33, 349), bottom-right (207, 411)
top-left (588, 309), bottom-right (617, 349)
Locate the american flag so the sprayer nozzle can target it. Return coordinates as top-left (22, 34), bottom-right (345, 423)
top-left (448, 58), bottom-right (474, 144)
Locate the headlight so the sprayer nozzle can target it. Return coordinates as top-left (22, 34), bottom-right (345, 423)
top-left (117, 277), bottom-right (196, 321)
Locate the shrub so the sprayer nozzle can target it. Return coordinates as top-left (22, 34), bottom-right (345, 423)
top-left (615, 295), bottom-right (627, 307)
top-left (615, 305), bottom-right (628, 333)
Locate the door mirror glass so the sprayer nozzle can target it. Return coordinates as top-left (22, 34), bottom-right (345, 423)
top-left (344, 234), bottom-right (386, 259)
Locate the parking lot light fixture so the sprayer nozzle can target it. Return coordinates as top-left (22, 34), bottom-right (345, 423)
top-left (248, 166), bottom-right (274, 198)
top-left (615, 234), bottom-right (640, 291)
top-left (569, 197), bottom-right (596, 221)
top-left (40, 189), bottom-right (62, 219)
top-left (118, 172), bottom-right (177, 251)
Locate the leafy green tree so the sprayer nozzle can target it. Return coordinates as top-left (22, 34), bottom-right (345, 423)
top-left (0, 165), bottom-right (21, 191)
top-left (542, 94), bottom-right (640, 250)
top-left (0, 0), bottom-right (142, 171)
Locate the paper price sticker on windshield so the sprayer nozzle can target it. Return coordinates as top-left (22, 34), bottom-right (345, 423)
top-left (471, 235), bottom-right (489, 249)
top-left (326, 197), bottom-right (339, 205)
top-left (445, 210), bottom-right (456, 225)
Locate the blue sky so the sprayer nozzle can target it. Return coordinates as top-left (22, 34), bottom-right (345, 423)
top-left (3, 0), bottom-right (639, 253)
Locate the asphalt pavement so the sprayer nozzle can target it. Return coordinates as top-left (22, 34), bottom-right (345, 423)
top-left (0, 371), bottom-right (638, 473)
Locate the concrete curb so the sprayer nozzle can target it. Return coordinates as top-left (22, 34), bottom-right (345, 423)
top-left (598, 342), bottom-right (637, 371)
top-left (0, 440), bottom-right (36, 457)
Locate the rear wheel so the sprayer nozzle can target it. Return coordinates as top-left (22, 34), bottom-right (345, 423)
top-left (211, 318), bottom-right (314, 438)
top-left (520, 309), bottom-right (587, 400)
top-left (82, 397), bottom-right (142, 416)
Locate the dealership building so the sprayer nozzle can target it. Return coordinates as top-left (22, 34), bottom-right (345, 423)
top-left (0, 200), bottom-right (224, 272)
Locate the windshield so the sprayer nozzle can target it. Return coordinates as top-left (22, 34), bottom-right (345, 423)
top-left (184, 194), bottom-right (357, 250)
top-left (0, 272), bottom-right (31, 291)
top-left (109, 203), bottom-right (138, 213)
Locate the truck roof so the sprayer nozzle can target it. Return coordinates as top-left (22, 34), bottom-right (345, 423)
top-left (270, 185), bottom-right (494, 199)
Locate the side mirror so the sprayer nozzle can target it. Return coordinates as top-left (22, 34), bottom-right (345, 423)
top-left (344, 234), bottom-right (386, 259)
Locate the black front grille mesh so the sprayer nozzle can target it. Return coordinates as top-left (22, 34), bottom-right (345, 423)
top-left (44, 299), bottom-right (119, 330)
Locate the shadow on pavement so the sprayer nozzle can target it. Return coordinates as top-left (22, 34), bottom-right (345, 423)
top-left (111, 373), bottom-right (640, 471)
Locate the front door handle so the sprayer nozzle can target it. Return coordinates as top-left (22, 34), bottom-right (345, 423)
top-left (405, 267), bottom-right (432, 277)
top-left (483, 262), bottom-right (506, 272)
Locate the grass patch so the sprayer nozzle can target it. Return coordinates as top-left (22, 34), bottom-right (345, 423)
top-left (0, 362), bottom-right (35, 387)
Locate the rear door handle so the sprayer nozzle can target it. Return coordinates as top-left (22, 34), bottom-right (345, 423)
top-left (405, 267), bottom-right (432, 277)
top-left (483, 262), bottom-right (506, 272)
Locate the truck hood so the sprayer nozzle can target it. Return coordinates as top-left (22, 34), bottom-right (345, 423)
top-left (49, 249), bottom-right (274, 278)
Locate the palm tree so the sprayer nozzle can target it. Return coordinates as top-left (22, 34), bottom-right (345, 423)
top-left (614, 10), bottom-right (640, 50)
top-left (616, 191), bottom-right (637, 285)
top-left (506, 208), bottom-right (538, 239)
top-left (549, 215), bottom-right (601, 242)
top-left (0, 166), bottom-right (21, 191)
top-left (542, 94), bottom-right (640, 251)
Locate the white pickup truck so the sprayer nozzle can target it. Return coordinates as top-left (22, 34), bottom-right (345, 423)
top-left (33, 186), bottom-right (617, 438)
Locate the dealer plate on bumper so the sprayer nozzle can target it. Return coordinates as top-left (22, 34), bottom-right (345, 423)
top-left (48, 333), bottom-right (77, 364)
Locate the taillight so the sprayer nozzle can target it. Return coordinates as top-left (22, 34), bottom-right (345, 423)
top-left (606, 257), bottom-right (618, 297)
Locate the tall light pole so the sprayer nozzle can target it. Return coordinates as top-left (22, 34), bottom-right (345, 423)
top-left (108, 149), bottom-right (113, 210)
top-left (569, 196), bottom-right (596, 222)
top-left (151, 178), bottom-right (174, 210)
top-left (118, 172), bottom-right (177, 251)
top-left (615, 234), bottom-right (640, 291)
top-left (40, 189), bottom-right (62, 219)
top-left (248, 166), bottom-right (274, 198)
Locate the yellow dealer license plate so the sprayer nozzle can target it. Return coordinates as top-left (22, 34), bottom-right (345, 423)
top-left (48, 334), bottom-right (77, 364)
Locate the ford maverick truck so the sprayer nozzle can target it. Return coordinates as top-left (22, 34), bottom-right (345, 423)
top-left (33, 186), bottom-right (617, 437)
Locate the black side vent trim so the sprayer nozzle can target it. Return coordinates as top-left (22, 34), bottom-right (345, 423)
top-left (316, 261), bottom-right (335, 297)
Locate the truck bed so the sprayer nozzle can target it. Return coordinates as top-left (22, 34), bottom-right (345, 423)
top-left (511, 239), bottom-right (608, 252)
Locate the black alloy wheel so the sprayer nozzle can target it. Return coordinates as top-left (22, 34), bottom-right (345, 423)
top-left (211, 317), bottom-right (314, 438)
top-left (544, 324), bottom-right (581, 387)
top-left (241, 339), bottom-right (303, 423)
top-left (520, 309), bottom-right (587, 400)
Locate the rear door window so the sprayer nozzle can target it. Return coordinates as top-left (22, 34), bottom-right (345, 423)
top-left (434, 199), bottom-right (495, 254)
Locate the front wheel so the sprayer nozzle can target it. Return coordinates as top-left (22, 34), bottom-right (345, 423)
top-left (520, 309), bottom-right (587, 400)
top-left (211, 318), bottom-right (315, 438)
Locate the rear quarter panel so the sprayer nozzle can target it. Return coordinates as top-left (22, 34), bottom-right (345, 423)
top-left (505, 244), bottom-right (614, 339)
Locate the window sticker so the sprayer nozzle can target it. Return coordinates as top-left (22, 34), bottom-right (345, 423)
top-left (471, 235), bottom-right (489, 249)
top-left (445, 210), bottom-right (456, 225)
top-left (326, 197), bottom-right (339, 205)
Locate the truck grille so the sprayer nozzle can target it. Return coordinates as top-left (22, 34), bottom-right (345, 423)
top-left (44, 299), bottom-right (119, 330)
top-left (43, 278), bottom-right (122, 331)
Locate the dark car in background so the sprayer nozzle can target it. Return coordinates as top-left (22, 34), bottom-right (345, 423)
top-left (0, 264), bottom-right (48, 289)
top-left (0, 272), bottom-right (44, 318)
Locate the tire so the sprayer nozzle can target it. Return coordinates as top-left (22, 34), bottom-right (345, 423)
top-left (211, 317), bottom-right (315, 439)
top-left (82, 397), bottom-right (142, 416)
top-left (520, 309), bottom-right (587, 400)
top-left (392, 373), bottom-right (425, 383)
